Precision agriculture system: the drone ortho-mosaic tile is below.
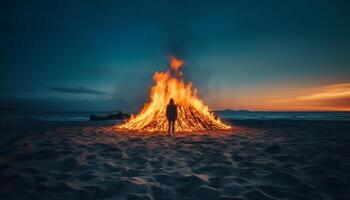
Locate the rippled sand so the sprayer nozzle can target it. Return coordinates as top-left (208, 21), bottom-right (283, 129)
top-left (0, 120), bottom-right (349, 200)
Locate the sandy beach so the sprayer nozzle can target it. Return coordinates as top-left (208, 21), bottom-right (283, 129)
top-left (0, 119), bottom-right (349, 200)
top-left (2, 0), bottom-right (350, 199)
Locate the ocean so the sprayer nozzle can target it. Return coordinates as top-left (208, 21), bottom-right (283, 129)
top-left (1, 110), bottom-right (350, 122)
top-left (217, 111), bottom-right (350, 121)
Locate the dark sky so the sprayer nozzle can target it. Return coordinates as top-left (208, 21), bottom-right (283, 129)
top-left (1, 0), bottom-right (349, 111)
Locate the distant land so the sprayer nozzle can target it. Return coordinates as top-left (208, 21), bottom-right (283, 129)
top-left (215, 109), bottom-right (251, 113)
top-left (2, 107), bottom-right (350, 114)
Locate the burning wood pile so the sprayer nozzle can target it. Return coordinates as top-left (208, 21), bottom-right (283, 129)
top-left (117, 56), bottom-right (231, 132)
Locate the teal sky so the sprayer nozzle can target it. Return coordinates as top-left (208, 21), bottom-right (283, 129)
top-left (1, 0), bottom-right (349, 111)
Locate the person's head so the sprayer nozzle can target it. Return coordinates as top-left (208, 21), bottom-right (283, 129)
top-left (169, 98), bottom-right (174, 105)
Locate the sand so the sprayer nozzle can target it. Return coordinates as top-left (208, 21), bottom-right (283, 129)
top-left (0, 119), bottom-right (349, 200)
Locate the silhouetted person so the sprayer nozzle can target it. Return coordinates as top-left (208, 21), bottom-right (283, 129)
top-left (166, 98), bottom-right (177, 135)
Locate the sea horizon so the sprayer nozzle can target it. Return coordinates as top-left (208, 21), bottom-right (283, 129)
top-left (1, 109), bottom-right (350, 122)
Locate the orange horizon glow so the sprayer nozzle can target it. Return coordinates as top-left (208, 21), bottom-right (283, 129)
top-left (206, 83), bottom-right (350, 112)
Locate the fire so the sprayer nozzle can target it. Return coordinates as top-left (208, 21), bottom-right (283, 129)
top-left (117, 56), bottom-right (231, 132)
top-left (170, 55), bottom-right (183, 72)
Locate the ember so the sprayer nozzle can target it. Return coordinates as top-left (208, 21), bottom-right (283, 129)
top-left (117, 56), bottom-right (231, 132)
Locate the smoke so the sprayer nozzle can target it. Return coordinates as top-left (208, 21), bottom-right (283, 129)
top-left (158, 1), bottom-right (199, 59)
top-left (163, 24), bottom-right (192, 59)
top-left (158, 3), bottom-right (213, 97)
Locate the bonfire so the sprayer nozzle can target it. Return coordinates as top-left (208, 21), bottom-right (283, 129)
top-left (117, 56), bottom-right (231, 132)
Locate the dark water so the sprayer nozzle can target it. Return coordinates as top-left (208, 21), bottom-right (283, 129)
top-left (217, 111), bottom-right (350, 121)
top-left (1, 110), bottom-right (350, 122)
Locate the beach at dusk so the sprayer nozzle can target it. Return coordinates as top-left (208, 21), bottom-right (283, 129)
top-left (1, 0), bottom-right (350, 199)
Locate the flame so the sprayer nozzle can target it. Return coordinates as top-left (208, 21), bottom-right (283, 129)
top-left (170, 55), bottom-right (184, 72)
top-left (117, 56), bottom-right (231, 132)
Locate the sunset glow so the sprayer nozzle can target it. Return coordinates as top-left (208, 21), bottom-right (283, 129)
top-left (298, 83), bottom-right (350, 101)
top-left (206, 83), bottom-right (350, 111)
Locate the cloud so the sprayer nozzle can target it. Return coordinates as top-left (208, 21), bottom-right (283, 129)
top-left (297, 83), bottom-right (350, 100)
top-left (206, 82), bottom-right (350, 111)
top-left (50, 86), bottom-right (107, 95)
top-left (0, 96), bottom-right (126, 111)
top-left (268, 83), bottom-right (350, 111)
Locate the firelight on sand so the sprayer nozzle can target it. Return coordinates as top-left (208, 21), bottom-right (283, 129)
top-left (117, 56), bottom-right (231, 132)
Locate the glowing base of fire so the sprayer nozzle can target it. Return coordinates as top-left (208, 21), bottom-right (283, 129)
top-left (117, 105), bottom-right (231, 132)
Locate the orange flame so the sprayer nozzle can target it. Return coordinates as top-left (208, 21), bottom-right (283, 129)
top-left (117, 56), bottom-right (231, 132)
top-left (170, 55), bottom-right (184, 72)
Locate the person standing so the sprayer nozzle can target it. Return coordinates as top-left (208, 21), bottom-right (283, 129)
top-left (166, 98), bottom-right (177, 135)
